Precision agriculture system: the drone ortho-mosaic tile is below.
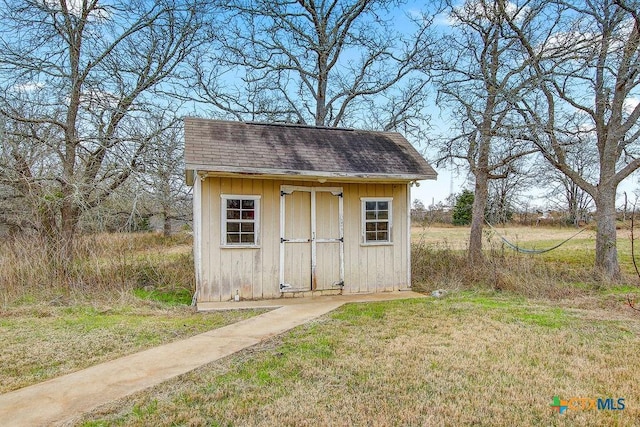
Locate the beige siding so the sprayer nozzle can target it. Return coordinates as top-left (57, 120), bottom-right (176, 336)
top-left (340, 183), bottom-right (408, 294)
top-left (196, 177), bottom-right (410, 302)
top-left (261, 179), bottom-right (280, 299)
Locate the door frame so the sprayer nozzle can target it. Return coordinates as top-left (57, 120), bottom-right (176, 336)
top-left (279, 185), bottom-right (344, 291)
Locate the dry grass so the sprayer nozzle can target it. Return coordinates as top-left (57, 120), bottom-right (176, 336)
top-left (0, 232), bottom-right (194, 308)
top-left (0, 304), bottom-right (268, 394)
top-left (0, 231), bottom-right (269, 393)
top-left (78, 296), bottom-right (640, 426)
top-left (410, 224), bottom-right (640, 299)
top-left (410, 239), bottom-right (602, 300)
top-left (411, 224), bottom-right (598, 251)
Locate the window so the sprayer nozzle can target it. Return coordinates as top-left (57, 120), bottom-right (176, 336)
top-left (221, 195), bottom-right (260, 246)
top-left (361, 198), bottom-right (392, 244)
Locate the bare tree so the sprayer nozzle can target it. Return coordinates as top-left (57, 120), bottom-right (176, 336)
top-left (433, 0), bottom-right (537, 264)
top-left (542, 147), bottom-right (595, 226)
top-left (139, 120), bottom-right (192, 236)
top-left (0, 100), bottom-right (63, 237)
top-left (504, 0), bottom-right (640, 279)
top-left (486, 160), bottom-right (533, 225)
top-left (190, 0), bottom-right (439, 130)
top-left (0, 0), bottom-right (211, 257)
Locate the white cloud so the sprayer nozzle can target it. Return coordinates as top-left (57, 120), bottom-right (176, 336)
top-left (43, 0), bottom-right (110, 20)
top-left (11, 82), bottom-right (45, 92)
top-left (624, 97), bottom-right (640, 114)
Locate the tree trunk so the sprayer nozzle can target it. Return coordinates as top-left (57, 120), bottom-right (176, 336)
top-left (163, 205), bottom-right (171, 237)
top-left (469, 169), bottom-right (489, 265)
top-left (315, 67), bottom-right (328, 126)
top-left (594, 188), bottom-right (620, 280)
top-left (59, 196), bottom-right (80, 264)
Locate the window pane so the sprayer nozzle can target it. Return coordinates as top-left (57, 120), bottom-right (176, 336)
top-left (240, 233), bottom-right (255, 243)
top-left (362, 199), bottom-right (391, 243)
top-left (224, 197), bottom-right (259, 246)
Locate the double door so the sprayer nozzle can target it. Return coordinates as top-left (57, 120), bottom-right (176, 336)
top-left (279, 186), bottom-right (344, 292)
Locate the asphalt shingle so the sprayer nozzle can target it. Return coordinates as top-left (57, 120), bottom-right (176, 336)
top-left (184, 118), bottom-right (437, 180)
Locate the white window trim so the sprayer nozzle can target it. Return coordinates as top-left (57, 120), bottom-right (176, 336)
top-left (221, 194), bottom-right (261, 248)
top-left (361, 197), bottom-right (393, 246)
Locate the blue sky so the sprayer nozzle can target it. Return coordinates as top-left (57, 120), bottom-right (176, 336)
top-left (396, 1), bottom-right (640, 210)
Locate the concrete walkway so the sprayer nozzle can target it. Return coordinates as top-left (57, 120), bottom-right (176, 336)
top-left (0, 291), bottom-right (424, 427)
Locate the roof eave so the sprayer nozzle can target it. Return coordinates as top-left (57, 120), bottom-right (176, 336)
top-left (185, 164), bottom-right (437, 183)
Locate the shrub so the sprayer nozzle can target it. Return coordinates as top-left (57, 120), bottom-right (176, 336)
top-left (452, 190), bottom-right (474, 226)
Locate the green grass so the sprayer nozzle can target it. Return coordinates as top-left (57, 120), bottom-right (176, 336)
top-left (0, 305), bottom-right (269, 393)
top-left (132, 287), bottom-right (193, 306)
top-left (451, 292), bottom-right (571, 328)
top-left (78, 295), bottom-right (640, 426)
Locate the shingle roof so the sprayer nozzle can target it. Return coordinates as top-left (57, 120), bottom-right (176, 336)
top-left (184, 118), bottom-right (437, 181)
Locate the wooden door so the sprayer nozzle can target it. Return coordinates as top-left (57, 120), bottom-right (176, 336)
top-left (281, 189), bottom-right (312, 291)
top-left (314, 190), bottom-right (343, 290)
top-left (280, 186), bottom-right (344, 292)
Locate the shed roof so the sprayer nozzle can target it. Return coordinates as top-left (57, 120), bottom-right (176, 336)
top-left (184, 118), bottom-right (437, 181)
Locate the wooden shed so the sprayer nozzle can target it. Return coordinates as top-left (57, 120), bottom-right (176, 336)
top-left (184, 118), bottom-right (437, 303)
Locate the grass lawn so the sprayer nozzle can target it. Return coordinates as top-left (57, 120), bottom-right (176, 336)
top-left (0, 305), bottom-right (268, 394)
top-left (79, 293), bottom-right (640, 426)
top-left (3, 227), bottom-right (640, 425)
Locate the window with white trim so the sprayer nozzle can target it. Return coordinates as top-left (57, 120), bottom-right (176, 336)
top-left (361, 198), bottom-right (392, 244)
top-left (221, 195), bottom-right (260, 246)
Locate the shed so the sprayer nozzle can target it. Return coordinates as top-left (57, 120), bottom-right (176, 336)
top-left (184, 118), bottom-right (437, 303)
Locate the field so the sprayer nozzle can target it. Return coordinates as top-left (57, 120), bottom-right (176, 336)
top-left (2, 226), bottom-right (640, 425)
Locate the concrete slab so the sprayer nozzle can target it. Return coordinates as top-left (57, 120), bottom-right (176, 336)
top-left (196, 289), bottom-right (422, 311)
top-left (0, 291), bottom-right (424, 427)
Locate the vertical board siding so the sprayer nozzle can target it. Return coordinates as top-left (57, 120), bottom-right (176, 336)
top-left (197, 177), bottom-right (410, 301)
top-left (198, 177), bottom-right (273, 301)
top-left (341, 182), bottom-right (409, 294)
top-left (260, 179), bottom-right (274, 299)
top-left (209, 177), bottom-right (222, 301)
top-left (394, 184), bottom-right (409, 289)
